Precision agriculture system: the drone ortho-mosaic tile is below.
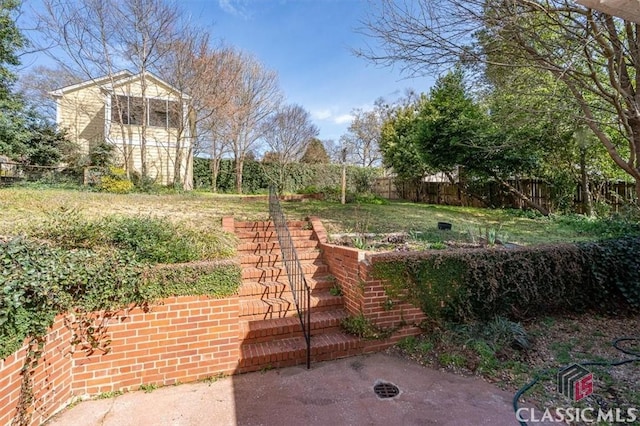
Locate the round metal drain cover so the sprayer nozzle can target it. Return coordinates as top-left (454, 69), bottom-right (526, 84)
top-left (373, 381), bottom-right (400, 399)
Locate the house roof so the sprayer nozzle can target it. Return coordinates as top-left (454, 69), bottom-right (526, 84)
top-left (49, 70), bottom-right (190, 100)
top-left (100, 71), bottom-right (190, 100)
top-left (49, 70), bottom-right (133, 97)
top-left (576, 0), bottom-right (640, 23)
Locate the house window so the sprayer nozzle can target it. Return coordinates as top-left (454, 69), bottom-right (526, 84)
top-left (111, 95), bottom-right (181, 128)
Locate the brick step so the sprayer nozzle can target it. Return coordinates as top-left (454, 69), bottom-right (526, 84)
top-left (238, 281), bottom-right (287, 298)
top-left (237, 239), bottom-right (318, 254)
top-left (237, 332), bottom-right (363, 373)
top-left (239, 276), bottom-right (335, 298)
top-left (240, 309), bottom-right (348, 344)
top-left (238, 250), bottom-right (320, 267)
top-left (239, 291), bottom-right (343, 320)
top-left (241, 263), bottom-right (328, 281)
top-left (234, 220), bottom-right (308, 232)
top-left (235, 229), bottom-right (315, 243)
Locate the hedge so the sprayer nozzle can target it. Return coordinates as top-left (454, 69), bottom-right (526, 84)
top-left (371, 236), bottom-right (640, 323)
top-left (0, 237), bottom-right (241, 359)
top-left (194, 158), bottom-right (383, 194)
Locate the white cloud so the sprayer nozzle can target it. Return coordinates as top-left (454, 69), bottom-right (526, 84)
top-left (311, 109), bottom-right (332, 120)
top-left (310, 108), bottom-right (353, 125)
top-left (218, 0), bottom-right (251, 19)
top-left (333, 114), bottom-right (353, 125)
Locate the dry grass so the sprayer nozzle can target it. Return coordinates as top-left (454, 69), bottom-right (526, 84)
top-left (0, 188), bottom-right (269, 235)
top-left (1, 186), bottom-right (634, 246)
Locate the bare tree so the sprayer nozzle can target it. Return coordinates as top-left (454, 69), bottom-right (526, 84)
top-left (227, 53), bottom-right (282, 193)
top-left (201, 48), bottom-right (247, 192)
top-left (36, 0), bottom-right (184, 182)
top-left (158, 32), bottom-right (243, 189)
top-left (357, 0), bottom-right (640, 199)
top-left (339, 100), bottom-right (385, 167)
top-left (17, 65), bottom-right (82, 118)
top-left (261, 103), bottom-right (319, 191)
top-left (112, 0), bottom-right (180, 180)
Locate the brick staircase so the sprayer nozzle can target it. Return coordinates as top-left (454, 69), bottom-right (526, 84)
top-left (233, 219), bottom-right (361, 373)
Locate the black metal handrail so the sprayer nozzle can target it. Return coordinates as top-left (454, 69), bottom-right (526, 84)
top-left (269, 186), bottom-right (311, 369)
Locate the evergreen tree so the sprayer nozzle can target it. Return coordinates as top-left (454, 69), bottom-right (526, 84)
top-left (300, 138), bottom-right (330, 164)
top-left (0, 0), bottom-right (27, 158)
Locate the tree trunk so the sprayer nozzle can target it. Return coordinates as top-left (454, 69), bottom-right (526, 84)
top-left (235, 158), bottom-right (244, 194)
top-left (210, 157), bottom-right (220, 193)
top-left (140, 75), bottom-right (148, 181)
top-left (579, 147), bottom-right (593, 216)
top-left (172, 139), bottom-right (183, 188)
top-left (444, 170), bottom-right (487, 207)
top-left (341, 164), bottom-right (346, 205)
top-left (492, 174), bottom-right (550, 216)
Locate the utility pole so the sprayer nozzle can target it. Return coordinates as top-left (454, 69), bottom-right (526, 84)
top-left (341, 147), bottom-right (347, 205)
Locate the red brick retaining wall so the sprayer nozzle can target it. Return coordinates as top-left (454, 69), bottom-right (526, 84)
top-left (309, 217), bottom-right (426, 347)
top-left (0, 296), bottom-right (240, 426)
top-left (1, 217), bottom-right (429, 426)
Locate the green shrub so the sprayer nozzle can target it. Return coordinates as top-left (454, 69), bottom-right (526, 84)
top-left (0, 236), bottom-right (241, 360)
top-left (107, 216), bottom-right (197, 263)
top-left (583, 237), bottom-right (640, 309)
top-left (100, 167), bottom-right (133, 193)
top-left (31, 211), bottom-right (236, 263)
top-left (35, 208), bottom-right (108, 248)
top-left (192, 157), bottom-right (383, 195)
top-left (0, 238), bottom-right (143, 358)
top-left (371, 236), bottom-right (640, 323)
top-left (354, 193), bottom-right (389, 205)
top-left (552, 214), bottom-right (640, 239)
top-left (107, 216), bottom-right (235, 263)
top-left (141, 261), bottom-right (241, 299)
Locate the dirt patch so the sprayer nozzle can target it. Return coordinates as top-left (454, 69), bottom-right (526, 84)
top-left (389, 313), bottom-right (640, 423)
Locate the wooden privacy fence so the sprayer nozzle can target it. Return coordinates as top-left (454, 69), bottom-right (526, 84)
top-left (372, 177), bottom-right (636, 212)
top-left (0, 161), bottom-right (86, 186)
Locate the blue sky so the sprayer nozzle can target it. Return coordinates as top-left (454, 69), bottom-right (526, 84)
top-left (185, 0), bottom-right (434, 141)
top-left (19, 0), bottom-right (434, 141)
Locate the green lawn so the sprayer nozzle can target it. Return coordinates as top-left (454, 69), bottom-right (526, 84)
top-left (0, 186), bottom-right (636, 246)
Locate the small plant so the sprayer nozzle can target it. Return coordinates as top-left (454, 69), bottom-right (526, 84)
top-left (429, 241), bottom-right (447, 250)
top-left (417, 340), bottom-right (434, 353)
top-left (483, 316), bottom-right (530, 350)
top-left (397, 336), bottom-right (418, 352)
top-left (465, 226), bottom-right (478, 244)
top-left (139, 383), bottom-right (158, 393)
top-left (97, 390), bottom-right (124, 399)
top-left (329, 283), bottom-right (342, 296)
top-left (260, 364), bottom-right (273, 373)
top-left (202, 373), bottom-right (226, 384)
top-left (438, 352), bottom-right (466, 368)
top-left (480, 225), bottom-right (505, 246)
top-left (486, 227), bottom-right (497, 246)
top-left (383, 298), bottom-right (394, 311)
top-left (472, 340), bottom-right (499, 374)
top-left (352, 236), bottom-right (368, 250)
top-left (341, 314), bottom-right (393, 340)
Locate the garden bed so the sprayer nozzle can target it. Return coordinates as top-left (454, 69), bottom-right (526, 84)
top-left (329, 230), bottom-right (513, 252)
